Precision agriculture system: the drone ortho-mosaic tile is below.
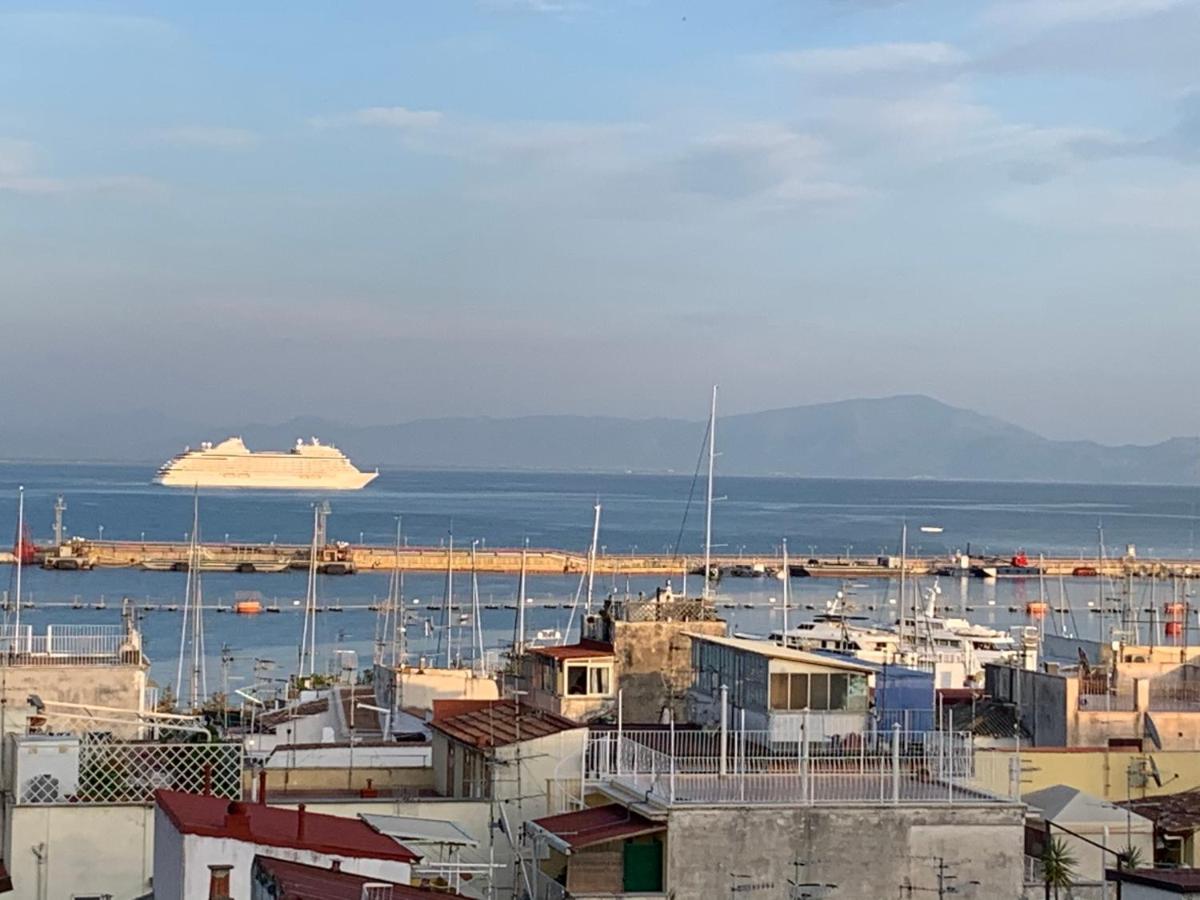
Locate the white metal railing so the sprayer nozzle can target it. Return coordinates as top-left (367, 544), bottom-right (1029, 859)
top-left (0, 624), bottom-right (142, 666)
top-left (586, 726), bottom-right (1002, 807)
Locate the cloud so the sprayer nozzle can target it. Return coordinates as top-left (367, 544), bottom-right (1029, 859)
top-left (477, 0), bottom-right (587, 13)
top-left (310, 106), bottom-right (444, 130)
top-left (986, 0), bottom-right (1185, 29)
top-left (1071, 89), bottom-right (1200, 164)
top-left (766, 41), bottom-right (967, 76)
top-left (0, 137), bottom-right (162, 196)
top-left (155, 126), bottom-right (259, 149)
top-left (996, 172), bottom-right (1200, 232)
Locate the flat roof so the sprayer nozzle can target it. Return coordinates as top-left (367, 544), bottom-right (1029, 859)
top-left (687, 633), bottom-right (875, 673)
top-left (530, 803), bottom-right (666, 852)
top-left (155, 790), bottom-right (419, 863)
top-left (1106, 868), bottom-right (1200, 893)
top-left (528, 639), bottom-right (614, 661)
top-left (360, 813), bottom-right (479, 848)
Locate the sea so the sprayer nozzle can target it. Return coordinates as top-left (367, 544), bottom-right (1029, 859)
top-left (2, 461), bottom-right (1199, 692)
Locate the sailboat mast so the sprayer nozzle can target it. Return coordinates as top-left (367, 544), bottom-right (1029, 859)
top-left (388, 516), bottom-right (403, 667)
top-left (442, 529), bottom-right (454, 668)
top-left (299, 504), bottom-right (320, 676)
top-left (898, 522), bottom-right (908, 651)
top-left (703, 385), bottom-right (717, 600)
top-left (13, 486), bottom-right (23, 636)
top-left (780, 538), bottom-right (789, 645)
top-left (471, 540), bottom-right (484, 672)
top-left (586, 501), bottom-right (601, 614)
top-left (514, 538), bottom-right (528, 658)
top-left (176, 489), bottom-right (198, 707)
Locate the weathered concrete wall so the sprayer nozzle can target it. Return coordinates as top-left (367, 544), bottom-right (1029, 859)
top-left (613, 620), bottom-right (726, 723)
top-left (0, 663), bottom-right (147, 735)
top-left (665, 804), bottom-right (1025, 900)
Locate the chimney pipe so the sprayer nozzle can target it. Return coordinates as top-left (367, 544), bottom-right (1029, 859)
top-left (297, 803), bottom-right (307, 840)
top-left (258, 769), bottom-right (268, 805)
top-left (208, 863), bottom-right (233, 900)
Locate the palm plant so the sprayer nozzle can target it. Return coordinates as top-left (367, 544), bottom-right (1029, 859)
top-left (1041, 836), bottom-right (1077, 900)
top-left (1117, 845), bottom-right (1145, 871)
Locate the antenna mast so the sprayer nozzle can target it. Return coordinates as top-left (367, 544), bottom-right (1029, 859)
top-left (13, 487), bottom-right (24, 636)
top-left (703, 385), bottom-right (717, 600)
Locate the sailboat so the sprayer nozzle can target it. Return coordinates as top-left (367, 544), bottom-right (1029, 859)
top-left (175, 491), bottom-right (208, 711)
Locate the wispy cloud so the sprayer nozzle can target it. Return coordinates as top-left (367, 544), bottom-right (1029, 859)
top-left (765, 42), bottom-right (967, 76)
top-left (477, 0), bottom-right (587, 14)
top-left (0, 11), bottom-right (178, 45)
top-left (309, 106), bottom-right (444, 130)
top-left (986, 0), bottom-right (1185, 30)
top-left (155, 126), bottom-right (259, 149)
top-left (1071, 89), bottom-right (1200, 164)
top-left (0, 137), bottom-right (162, 196)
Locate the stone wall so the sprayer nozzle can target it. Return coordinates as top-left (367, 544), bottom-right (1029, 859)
top-left (612, 620), bottom-right (726, 723)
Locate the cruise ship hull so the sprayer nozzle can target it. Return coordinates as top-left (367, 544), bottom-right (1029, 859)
top-left (154, 470), bottom-right (377, 490)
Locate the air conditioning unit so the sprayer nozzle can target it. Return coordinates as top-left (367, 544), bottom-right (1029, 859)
top-left (13, 735), bottom-right (80, 803)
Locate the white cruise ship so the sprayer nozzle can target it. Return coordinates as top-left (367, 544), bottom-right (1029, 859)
top-left (154, 437), bottom-right (378, 490)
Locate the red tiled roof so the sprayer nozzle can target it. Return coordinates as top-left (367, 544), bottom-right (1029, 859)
top-left (430, 699), bottom-right (581, 749)
top-left (155, 791), bottom-right (419, 863)
top-left (530, 804), bottom-right (665, 851)
top-left (529, 639), bottom-right (614, 661)
top-left (1107, 867), bottom-right (1200, 893)
top-left (254, 856), bottom-right (461, 899)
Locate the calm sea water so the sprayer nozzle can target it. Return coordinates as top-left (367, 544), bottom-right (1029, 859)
top-left (1, 462), bottom-right (1198, 690)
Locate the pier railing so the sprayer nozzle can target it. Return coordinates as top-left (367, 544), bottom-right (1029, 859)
top-left (584, 726), bottom-right (1003, 807)
top-left (0, 624), bottom-right (143, 666)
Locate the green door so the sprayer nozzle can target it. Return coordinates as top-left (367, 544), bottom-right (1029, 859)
top-left (623, 837), bottom-right (663, 892)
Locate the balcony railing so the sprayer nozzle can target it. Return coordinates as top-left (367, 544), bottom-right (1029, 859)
top-left (0, 624), bottom-right (144, 667)
top-left (585, 726), bottom-right (1004, 807)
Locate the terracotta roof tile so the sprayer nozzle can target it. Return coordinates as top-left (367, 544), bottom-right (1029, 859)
top-left (254, 856), bottom-right (461, 899)
top-left (430, 699), bottom-right (581, 749)
top-left (155, 790), bottom-right (419, 862)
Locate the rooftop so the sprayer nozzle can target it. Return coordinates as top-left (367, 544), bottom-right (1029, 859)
top-left (687, 633), bottom-right (876, 672)
top-left (528, 638), bottom-right (614, 661)
top-left (155, 790), bottom-right (419, 863)
top-left (1122, 788), bottom-right (1200, 834)
top-left (430, 699), bottom-right (581, 749)
top-left (360, 813), bottom-right (479, 848)
top-left (259, 697), bottom-right (330, 730)
top-left (1106, 868), bottom-right (1200, 894)
top-left (530, 803), bottom-right (666, 852)
top-left (253, 856), bottom-right (460, 900)
top-left (1025, 784), bottom-right (1152, 828)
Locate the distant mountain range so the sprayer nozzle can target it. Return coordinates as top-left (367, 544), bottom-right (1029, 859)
top-left (4, 395), bottom-right (1200, 484)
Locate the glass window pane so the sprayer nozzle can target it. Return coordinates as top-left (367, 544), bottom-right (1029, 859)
top-left (770, 673), bottom-right (790, 710)
top-left (810, 674), bottom-right (829, 710)
top-left (847, 674), bottom-right (869, 712)
top-left (829, 674), bottom-right (848, 710)
top-left (567, 665), bottom-right (588, 695)
top-left (789, 673), bottom-right (809, 710)
top-left (590, 665), bottom-right (611, 695)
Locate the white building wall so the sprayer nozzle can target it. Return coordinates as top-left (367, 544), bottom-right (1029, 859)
top-left (7, 803), bottom-right (155, 900)
top-left (153, 805), bottom-right (185, 898)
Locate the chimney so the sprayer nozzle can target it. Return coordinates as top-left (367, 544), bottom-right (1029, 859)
top-left (258, 769), bottom-right (268, 805)
top-left (208, 863), bottom-right (233, 900)
top-left (297, 803), bottom-right (307, 841)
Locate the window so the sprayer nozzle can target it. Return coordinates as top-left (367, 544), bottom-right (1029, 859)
top-left (565, 661), bottom-right (613, 697)
top-left (789, 673), bottom-right (809, 710)
top-left (810, 674), bottom-right (830, 710)
top-left (770, 673), bottom-right (790, 710)
top-left (566, 665), bottom-right (589, 695)
top-left (829, 674), bottom-right (848, 710)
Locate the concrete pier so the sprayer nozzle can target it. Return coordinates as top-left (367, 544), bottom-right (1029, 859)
top-left (18, 539), bottom-right (1200, 579)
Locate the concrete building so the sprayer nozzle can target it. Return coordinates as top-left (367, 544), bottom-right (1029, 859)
top-left (152, 789), bottom-right (419, 899)
top-left (986, 660), bottom-right (1200, 750)
top-left (582, 588), bottom-right (726, 723)
top-left (572, 720), bottom-right (1025, 898)
top-left (1024, 784), bottom-right (1154, 889)
top-left (687, 634), bottom-right (874, 741)
top-left (373, 662), bottom-right (500, 718)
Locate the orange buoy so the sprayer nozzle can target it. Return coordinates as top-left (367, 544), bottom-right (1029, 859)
top-left (1166, 621), bottom-right (1184, 637)
top-left (234, 599), bottom-right (263, 615)
top-left (1026, 601), bottom-right (1050, 616)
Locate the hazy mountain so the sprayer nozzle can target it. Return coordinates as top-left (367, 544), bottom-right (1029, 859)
top-left (4, 395), bottom-right (1199, 484)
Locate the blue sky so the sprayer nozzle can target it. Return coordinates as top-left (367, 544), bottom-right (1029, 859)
top-left (1, 1), bottom-right (1198, 444)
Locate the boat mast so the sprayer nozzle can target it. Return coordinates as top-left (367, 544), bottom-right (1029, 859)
top-left (898, 522), bottom-right (908, 652)
top-left (441, 528), bottom-right (454, 668)
top-left (13, 486), bottom-right (23, 637)
top-left (175, 489), bottom-right (206, 710)
top-left (471, 540), bottom-right (484, 672)
top-left (586, 501), bottom-right (601, 614)
top-left (298, 503), bottom-right (320, 677)
top-left (780, 538), bottom-right (789, 645)
top-left (513, 538), bottom-right (529, 659)
top-left (703, 384), bottom-right (717, 601)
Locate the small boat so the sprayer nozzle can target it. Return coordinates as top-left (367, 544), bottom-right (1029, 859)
top-left (1167, 621), bottom-right (1184, 637)
top-left (92, 599), bottom-right (107, 610)
top-left (535, 628), bottom-right (562, 642)
top-left (1165, 601), bottom-right (1186, 615)
top-left (266, 599), bottom-right (281, 613)
top-left (1026, 601), bottom-right (1050, 616)
top-left (234, 599), bottom-right (263, 615)
top-left (1073, 566), bottom-right (1098, 578)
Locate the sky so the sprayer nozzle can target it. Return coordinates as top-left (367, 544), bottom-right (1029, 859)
top-left (1, 0), bottom-right (1198, 445)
